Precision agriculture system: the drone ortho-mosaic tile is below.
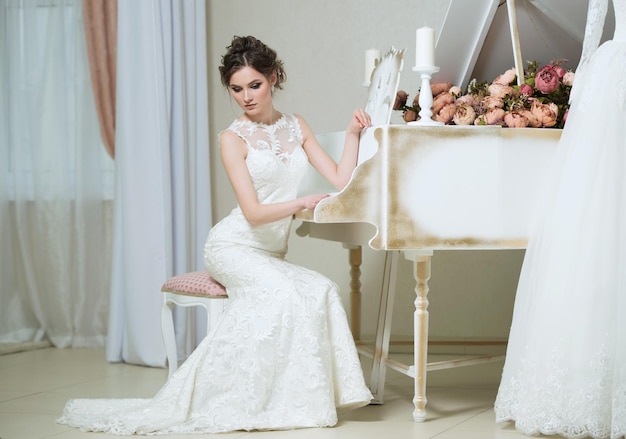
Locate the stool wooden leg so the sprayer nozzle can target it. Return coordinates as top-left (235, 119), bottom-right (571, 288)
top-left (161, 295), bottom-right (178, 378)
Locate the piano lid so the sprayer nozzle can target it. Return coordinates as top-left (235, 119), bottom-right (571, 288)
top-left (432, 0), bottom-right (615, 89)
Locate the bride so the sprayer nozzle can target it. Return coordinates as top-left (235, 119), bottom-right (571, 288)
top-left (57, 35), bottom-right (373, 435)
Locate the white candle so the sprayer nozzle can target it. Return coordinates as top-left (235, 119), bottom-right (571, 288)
top-left (364, 48), bottom-right (381, 84)
top-left (415, 27), bottom-right (435, 67)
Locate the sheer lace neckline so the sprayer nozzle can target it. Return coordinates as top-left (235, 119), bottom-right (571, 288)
top-left (238, 113), bottom-right (286, 128)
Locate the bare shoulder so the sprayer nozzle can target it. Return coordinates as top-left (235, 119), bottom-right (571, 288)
top-left (293, 113), bottom-right (314, 139)
top-left (293, 113), bottom-right (311, 130)
top-left (219, 130), bottom-right (247, 158)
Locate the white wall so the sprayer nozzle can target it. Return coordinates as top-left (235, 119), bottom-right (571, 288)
top-left (205, 0), bottom-right (531, 345)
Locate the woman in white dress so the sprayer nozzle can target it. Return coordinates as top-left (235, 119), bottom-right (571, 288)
top-left (494, 0), bottom-right (626, 438)
top-left (57, 35), bottom-right (373, 435)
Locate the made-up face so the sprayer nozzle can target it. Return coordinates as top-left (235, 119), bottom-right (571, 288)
top-left (228, 66), bottom-right (276, 122)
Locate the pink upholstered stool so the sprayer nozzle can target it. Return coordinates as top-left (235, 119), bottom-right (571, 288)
top-left (161, 271), bottom-right (228, 377)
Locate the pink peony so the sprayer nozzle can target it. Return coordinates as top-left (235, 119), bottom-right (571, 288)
top-left (474, 114), bottom-right (487, 125)
top-left (519, 83), bottom-right (534, 97)
top-left (488, 83), bottom-right (515, 99)
top-left (431, 82), bottom-right (452, 96)
top-left (483, 95), bottom-right (504, 109)
top-left (456, 94), bottom-right (478, 107)
top-left (452, 104), bottom-right (476, 125)
top-left (449, 85), bottom-right (463, 97)
top-left (535, 65), bottom-right (560, 94)
top-left (393, 90), bottom-right (409, 111)
top-left (504, 111), bottom-right (529, 128)
top-left (432, 92), bottom-right (455, 115)
top-left (493, 67), bottom-right (517, 85)
top-left (434, 103), bottom-right (457, 124)
top-left (563, 71), bottom-right (575, 87)
top-left (530, 100), bottom-right (558, 127)
top-left (483, 108), bottom-right (506, 125)
top-left (553, 65), bottom-right (567, 78)
top-left (520, 109), bottom-right (541, 128)
top-left (403, 109), bottom-right (418, 123)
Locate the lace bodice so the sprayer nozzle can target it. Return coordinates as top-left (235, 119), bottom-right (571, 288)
top-left (226, 114), bottom-right (308, 206)
top-left (208, 114), bottom-right (310, 254)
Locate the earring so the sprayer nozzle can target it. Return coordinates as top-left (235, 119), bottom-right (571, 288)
top-left (271, 85), bottom-right (275, 93)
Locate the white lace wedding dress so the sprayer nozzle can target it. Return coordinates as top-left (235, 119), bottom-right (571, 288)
top-left (57, 114), bottom-right (373, 434)
top-left (494, 0), bottom-right (626, 438)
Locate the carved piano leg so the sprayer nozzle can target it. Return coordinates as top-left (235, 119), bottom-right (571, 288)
top-left (405, 250), bottom-right (433, 422)
top-left (343, 244), bottom-right (362, 342)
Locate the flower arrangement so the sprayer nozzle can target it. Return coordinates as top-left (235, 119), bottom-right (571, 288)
top-left (394, 60), bottom-right (574, 129)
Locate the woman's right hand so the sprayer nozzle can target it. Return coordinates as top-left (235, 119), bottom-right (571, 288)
top-left (301, 193), bottom-right (331, 211)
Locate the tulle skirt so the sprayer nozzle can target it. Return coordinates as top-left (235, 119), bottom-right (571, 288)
top-left (494, 40), bottom-right (626, 439)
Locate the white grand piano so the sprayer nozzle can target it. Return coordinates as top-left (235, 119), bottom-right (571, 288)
top-left (294, 0), bottom-right (582, 422)
top-left (296, 123), bottom-right (560, 421)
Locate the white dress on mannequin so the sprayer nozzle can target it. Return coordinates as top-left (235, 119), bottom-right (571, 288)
top-left (495, 0), bottom-right (626, 438)
top-left (57, 114), bottom-right (373, 435)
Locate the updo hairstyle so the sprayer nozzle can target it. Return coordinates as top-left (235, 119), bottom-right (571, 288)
top-left (219, 35), bottom-right (286, 90)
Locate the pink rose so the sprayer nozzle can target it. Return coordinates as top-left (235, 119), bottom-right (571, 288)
top-left (394, 90), bottom-right (409, 111)
top-left (504, 111), bottom-right (529, 128)
top-left (488, 83), bottom-right (515, 99)
top-left (493, 67), bottom-right (517, 85)
top-left (434, 103), bottom-right (457, 124)
top-left (519, 83), bottom-right (534, 97)
top-left (452, 104), bottom-right (476, 125)
top-left (483, 108), bottom-right (506, 125)
top-left (535, 65), bottom-right (560, 94)
top-left (530, 100), bottom-right (558, 127)
top-left (563, 71), bottom-right (575, 87)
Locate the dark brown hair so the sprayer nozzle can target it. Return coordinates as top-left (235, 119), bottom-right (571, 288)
top-left (219, 35), bottom-right (286, 90)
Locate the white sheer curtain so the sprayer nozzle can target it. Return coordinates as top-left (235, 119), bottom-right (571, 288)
top-left (0, 0), bottom-right (114, 347)
top-left (106, 0), bottom-right (211, 367)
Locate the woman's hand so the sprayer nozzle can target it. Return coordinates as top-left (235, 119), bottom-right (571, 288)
top-left (301, 193), bottom-right (331, 211)
top-left (346, 109), bottom-right (372, 136)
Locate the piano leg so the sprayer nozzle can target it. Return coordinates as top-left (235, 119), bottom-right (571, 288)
top-left (368, 249), bottom-right (433, 421)
top-left (406, 250), bottom-right (433, 422)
